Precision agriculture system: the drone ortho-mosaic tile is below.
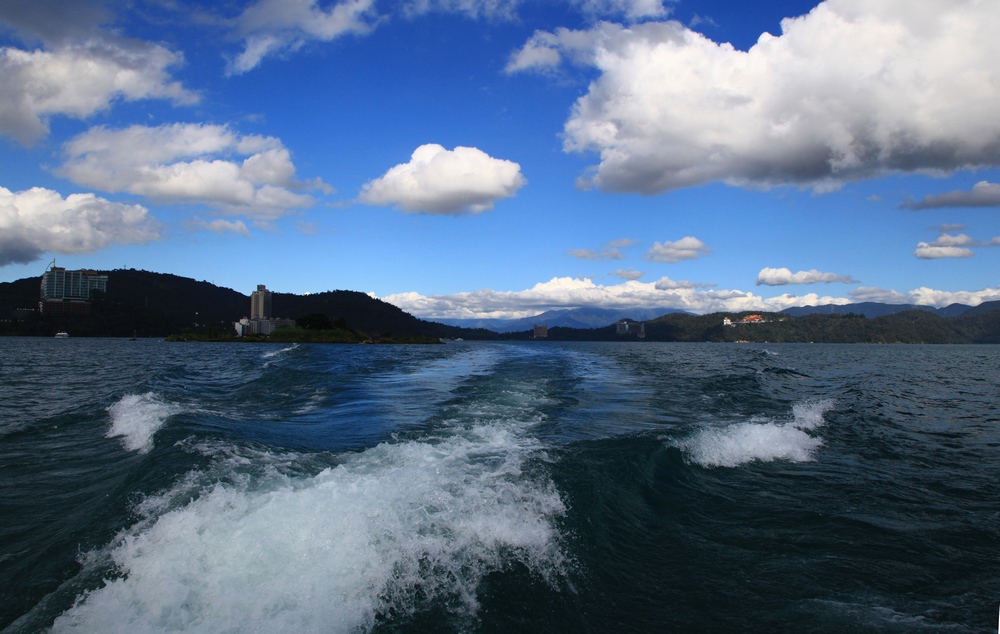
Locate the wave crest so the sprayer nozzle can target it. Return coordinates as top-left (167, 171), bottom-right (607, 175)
top-left (676, 399), bottom-right (834, 468)
top-left (106, 393), bottom-right (179, 454)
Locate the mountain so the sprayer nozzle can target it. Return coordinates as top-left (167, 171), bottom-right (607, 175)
top-left (0, 270), bottom-right (495, 340)
top-left (780, 302), bottom-right (940, 318)
top-left (436, 306), bottom-right (691, 333)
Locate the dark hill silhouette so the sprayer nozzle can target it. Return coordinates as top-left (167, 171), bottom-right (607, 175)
top-left (0, 270), bottom-right (495, 339)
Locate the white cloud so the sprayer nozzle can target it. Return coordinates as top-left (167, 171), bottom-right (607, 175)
top-left (571, 0), bottom-right (671, 22)
top-left (505, 23), bottom-right (616, 74)
top-left (59, 123), bottom-right (324, 220)
top-left (230, 0), bottom-right (671, 74)
top-left (384, 276), bottom-right (1000, 320)
top-left (0, 41), bottom-right (197, 145)
top-left (0, 185), bottom-right (162, 266)
top-left (613, 267), bottom-right (644, 280)
top-left (184, 217), bottom-right (251, 238)
top-left (645, 236), bottom-right (710, 263)
top-left (903, 181), bottom-right (1000, 210)
top-left (913, 232), bottom-right (999, 259)
top-left (358, 144), bottom-right (526, 215)
top-left (568, 237), bottom-right (636, 260)
top-left (756, 267), bottom-right (859, 286)
top-left (932, 224), bottom-right (966, 232)
top-left (382, 276), bottom-right (860, 320)
top-left (913, 244), bottom-right (974, 259)
top-left (510, 1), bottom-right (1000, 194)
top-left (653, 275), bottom-right (713, 290)
top-left (401, 0), bottom-right (521, 19)
top-left (229, 0), bottom-right (378, 74)
top-left (851, 285), bottom-right (1000, 308)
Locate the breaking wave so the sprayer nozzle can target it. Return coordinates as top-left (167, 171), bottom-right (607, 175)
top-left (106, 393), bottom-right (179, 454)
top-left (675, 399), bottom-right (834, 468)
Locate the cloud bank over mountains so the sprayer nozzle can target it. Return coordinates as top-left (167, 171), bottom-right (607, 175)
top-left (383, 276), bottom-right (1000, 320)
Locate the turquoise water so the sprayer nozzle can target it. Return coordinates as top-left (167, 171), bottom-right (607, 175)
top-left (1, 339), bottom-right (998, 632)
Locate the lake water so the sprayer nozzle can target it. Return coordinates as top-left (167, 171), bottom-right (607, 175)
top-left (1, 338), bottom-right (998, 632)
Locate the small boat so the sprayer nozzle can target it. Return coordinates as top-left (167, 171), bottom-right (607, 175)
top-left (54, 331), bottom-right (69, 338)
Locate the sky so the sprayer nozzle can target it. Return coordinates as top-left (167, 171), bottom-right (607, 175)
top-left (2, 0), bottom-right (1000, 320)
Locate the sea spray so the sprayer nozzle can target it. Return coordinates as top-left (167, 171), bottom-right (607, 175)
top-left (51, 423), bottom-right (567, 632)
top-left (675, 399), bottom-right (835, 468)
top-left (106, 393), bottom-right (180, 454)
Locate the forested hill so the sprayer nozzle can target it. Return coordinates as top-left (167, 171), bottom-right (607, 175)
top-left (499, 309), bottom-right (1000, 344)
top-left (0, 270), bottom-right (495, 340)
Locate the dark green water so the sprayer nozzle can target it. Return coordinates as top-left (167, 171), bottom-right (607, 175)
top-left (1, 339), bottom-right (997, 632)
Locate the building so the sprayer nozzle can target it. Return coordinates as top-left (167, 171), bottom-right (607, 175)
top-left (234, 316), bottom-right (296, 336)
top-left (533, 324), bottom-right (548, 339)
top-left (616, 320), bottom-right (646, 337)
top-left (250, 284), bottom-right (272, 319)
top-left (39, 260), bottom-right (107, 314)
top-left (724, 314), bottom-right (769, 326)
top-left (235, 284), bottom-right (295, 336)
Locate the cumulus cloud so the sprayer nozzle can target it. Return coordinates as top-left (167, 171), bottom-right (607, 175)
top-left (509, 1), bottom-right (1000, 194)
top-left (229, 0), bottom-right (674, 74)
top-left (184, 217), bottom-right (251, 238)
top-left (613, 267), bottom-right (644, 280)
top-left (645, 236), bottom-right (710, 263)
top-left (653, 275), bottom-right (713, 290)
top-left (358, 144), bottom-right (525, 214)
top-left (0, 41), bottom-right (197, 145)
top-left (0, 185), bottom-right (162, 266)
top-left (58, 123), bottom-right (324, 219)
top-left (381, 276), bottom-right (858, 320)
top-left (902, 181), bottom-right (1000, 210)
top-left (505, 23), bottom-right (616, 74)
top-left (228, 0), bottom-right (378, 74)
top-left (932, 224), bottom-right (965, 232)
top-left (0, 0), bottom-right (111, 45)
top-left (383, 276), bottom-right (1000, 320)
top-left (756, 267), bottom-right (859, 286)
top-left (850, 285), bottom-right (1000, 308)
top-left (571, 0), bottom-right (671, 22)
top-left (569, 237), bottom-right (636, 260)
top-left (914, 232), bottom-right (1000, 259)
top-left (401, 0), bottom-right (521, 19)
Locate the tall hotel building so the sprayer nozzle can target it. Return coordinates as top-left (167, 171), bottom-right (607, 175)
top-left (39, 260), bottom-right (108, 314)
top-left (250, 284), bottom-right (272, 320)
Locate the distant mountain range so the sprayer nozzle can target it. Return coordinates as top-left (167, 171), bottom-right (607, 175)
top-left (779, 301), bottom-right (1000, 319)
top-left (435, 307), bottom-right (692, 332)
top-left (436, 301), bottom-right (1000, 333)
top-left (2, 269), bottom-right (998, 343)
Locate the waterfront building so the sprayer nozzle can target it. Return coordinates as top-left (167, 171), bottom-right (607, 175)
top-left (251, 284), bottom-right (272, 320)
top-left (39, 260), bottom-right (107, 314)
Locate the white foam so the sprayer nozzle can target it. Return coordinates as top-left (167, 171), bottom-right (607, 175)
top-left (263, 344), bottom-right (298, 359)
top-left (677, 399), bottom-right (834, 468)
top-left (106, 393), bottom-right (179, 454)
top-left (52, 424), bottom-right (567, 633)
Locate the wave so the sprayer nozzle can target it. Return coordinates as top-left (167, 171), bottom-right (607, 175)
top-left (106, 393), bottom-right (180, 454)
top-left (263, 343), bottom-right (298, 359)
top-left (52, 422), bottom-right (567, 632)
top-left (674, 399), bottom-right (834, 468)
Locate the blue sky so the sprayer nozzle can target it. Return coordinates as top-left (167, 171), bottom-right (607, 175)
top-left (2, 0), bottom-right (999, 319)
